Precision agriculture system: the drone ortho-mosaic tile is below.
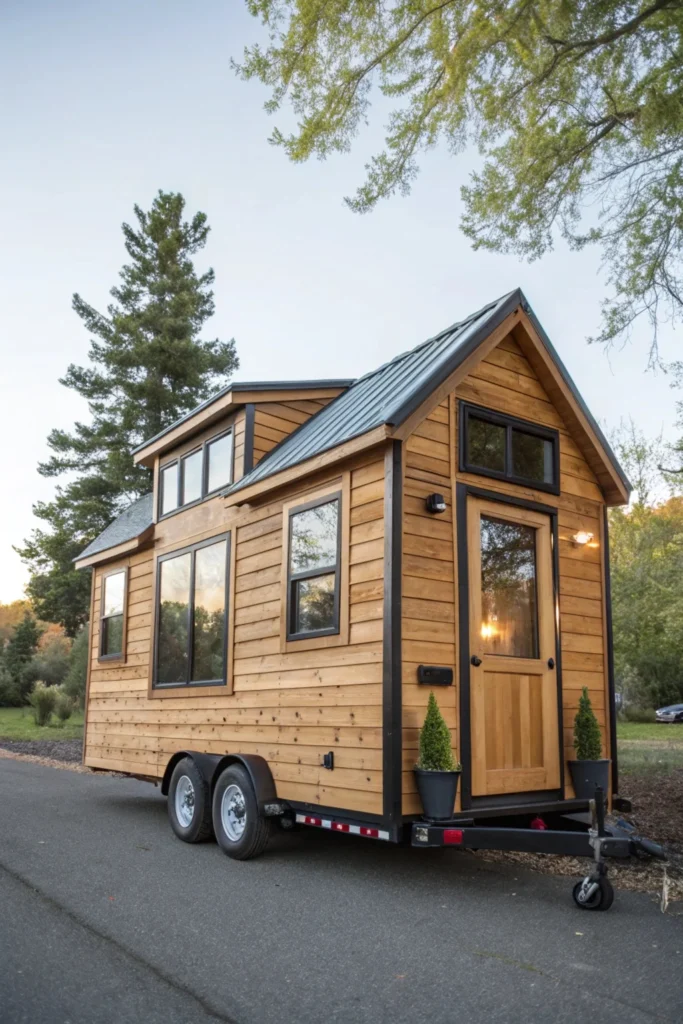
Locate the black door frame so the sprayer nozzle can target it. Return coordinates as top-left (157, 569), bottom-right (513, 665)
top-left (456, 483), bottom-right (565, 809)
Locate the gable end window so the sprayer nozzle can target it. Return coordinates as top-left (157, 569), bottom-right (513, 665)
top-left (287, 493), bottom-right (341, 641)
top-left (459, 402), bottom-right (559, 494)
top-left (153, 534), bottom-right (230, 688)
top-left (159, 428), bottom-right (234, 518)
top-left (100, 569), bottom-right (127, 660)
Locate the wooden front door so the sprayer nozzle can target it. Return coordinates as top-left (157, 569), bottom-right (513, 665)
top-left (467, 496), bottom-right (560, 797)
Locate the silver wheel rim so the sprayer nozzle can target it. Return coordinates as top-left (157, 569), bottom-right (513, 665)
top-left (175, 775), bottom-right (195, 828)
top-left (221, 783), bottom-right (247, 842)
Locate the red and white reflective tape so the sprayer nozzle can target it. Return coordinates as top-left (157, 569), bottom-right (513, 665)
top-left (296, 814), bottom-right (389, 841)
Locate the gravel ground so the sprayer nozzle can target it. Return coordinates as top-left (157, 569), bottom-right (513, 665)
top-left (0, 738), bottom-right (83, 762)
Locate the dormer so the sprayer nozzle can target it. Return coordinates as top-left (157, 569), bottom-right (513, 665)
top-left (131, 380), bottom-right (353, 523)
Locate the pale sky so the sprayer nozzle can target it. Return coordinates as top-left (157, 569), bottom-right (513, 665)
top-left (0, 1), bottom-right (680, 603)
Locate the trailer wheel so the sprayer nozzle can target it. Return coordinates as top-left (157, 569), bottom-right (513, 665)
top-left (167, 757), bottom-right (214, 843)
top-left (212, 764), bottom-right (271, 860)
top-left (572, 876), bottom-right (614, 911)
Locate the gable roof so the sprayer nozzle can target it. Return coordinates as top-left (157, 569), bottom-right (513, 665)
top-left (226, 288), bottom-right (629, 501)
top-left (131, 379), bottom-right (355, 464)
top-left (75, 493), bottom-right (154, 565)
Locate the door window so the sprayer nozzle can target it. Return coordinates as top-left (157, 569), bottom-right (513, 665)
top-left (479, 515), bottom-right (539, 659)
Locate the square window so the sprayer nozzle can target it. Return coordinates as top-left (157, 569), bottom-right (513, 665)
top-left (467, 417), bottom-right (506, 473)
top-left (511, 430), bottom-right (554, 485)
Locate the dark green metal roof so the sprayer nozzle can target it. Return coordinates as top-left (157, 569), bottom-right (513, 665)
top-left (226, 288), bottom-right (630, 498)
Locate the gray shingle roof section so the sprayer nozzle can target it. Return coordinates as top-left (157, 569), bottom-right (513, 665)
top-left (131, 379), bottom-right (355, 456)
top-left (226, 291), bottom-right (521, 494)
top-left (75, 493), bottom-right (153, 562)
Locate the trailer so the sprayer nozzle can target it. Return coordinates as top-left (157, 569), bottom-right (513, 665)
top-left (76, 289), bottom-right (664, 909)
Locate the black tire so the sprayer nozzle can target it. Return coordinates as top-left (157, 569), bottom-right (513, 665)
top-left (572, 877), bottom-right (614, 911)
top-left (167, 757), bottom-right (214, 843)
top-left (212, 764), bottom-right (271, 860)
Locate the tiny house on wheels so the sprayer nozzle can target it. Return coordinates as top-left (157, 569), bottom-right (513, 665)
top-left (77, 289), bottom-right (662, 909)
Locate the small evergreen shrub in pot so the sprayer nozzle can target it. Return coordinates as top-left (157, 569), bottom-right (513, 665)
top-left (414, 692), bottom-right (462, 820)
top-left (568, 687), bottom-right (611, 800)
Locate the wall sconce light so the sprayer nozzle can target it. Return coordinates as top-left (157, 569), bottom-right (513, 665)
top-left (572, 531), bottom-right (594, 547)
top-left (426, 493), bottom-right (447, 514)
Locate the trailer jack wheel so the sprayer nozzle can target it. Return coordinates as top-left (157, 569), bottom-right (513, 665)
top-left (572, 875), bottom-right (614, 911)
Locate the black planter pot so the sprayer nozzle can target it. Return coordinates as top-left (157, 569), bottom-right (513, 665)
top-left (568, 759), bottom-right (611, 800)
top-left (414, 768), bottom-right (460, 820)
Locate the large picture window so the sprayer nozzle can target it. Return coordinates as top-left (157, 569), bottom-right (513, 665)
top-left (154, 535), bottom-right (230, 688)
top-left (100, 569), bottom-right (127, 660)
top-left (287, 494), bottom-right (341, 640)
top-left (159, 428), bottom-right (234, 518)
top-left (459, 402), bottom-right (559, 494)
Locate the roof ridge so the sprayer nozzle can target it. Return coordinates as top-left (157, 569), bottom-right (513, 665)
top-left (346, 290), bottom-right (517, 391)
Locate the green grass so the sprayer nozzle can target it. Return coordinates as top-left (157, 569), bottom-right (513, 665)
top-left (617, 720), bottom-right (683, 774)
top-left (0, 707), bottom-right (84, 742)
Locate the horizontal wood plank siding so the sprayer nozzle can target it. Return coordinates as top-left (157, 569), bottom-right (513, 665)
top-left (252, 398), bottom-right (335, 466)
top-left (85, 452), bottom-right (386, 817)
top-left (399, 331), bottom-right (612, 813)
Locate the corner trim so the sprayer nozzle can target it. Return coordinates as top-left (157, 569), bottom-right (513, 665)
top-left (603, 506), bottom-right (619, 794)
top-left (382, 441), bottom-right (403, 830)
top-left (243, 403), bottom-right (255, 474)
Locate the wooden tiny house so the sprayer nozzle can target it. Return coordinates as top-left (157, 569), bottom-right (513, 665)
top-left (77, 289), bottom-right (630, 847)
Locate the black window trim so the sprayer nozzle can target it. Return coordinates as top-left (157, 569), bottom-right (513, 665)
top-left (158, 427), bottom-right (235, 520)
top-left (99, 567), bottom-right (128, 662)
top-left (152, 531), bottom-right (231, 689)
top-left (286, 491), bottom-right (342, 642)
top-left (459, 401), bottom-right (560, 495)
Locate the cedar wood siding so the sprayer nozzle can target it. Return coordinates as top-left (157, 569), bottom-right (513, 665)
top-left (252, 397), bottom-right (337, 465)
top-left (400, 329), bottom-right (611, 814)
top-left (84, 444), bottom-right (386, 817)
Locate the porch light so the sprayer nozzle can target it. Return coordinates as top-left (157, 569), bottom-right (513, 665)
top-left (572, 531), bottom-right (594, 547)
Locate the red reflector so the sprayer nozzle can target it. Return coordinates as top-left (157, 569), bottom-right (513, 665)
top-left (443, 829), bottom-right (464, 845)
top-left (305, 816), bottom-right (322, 827)
top-left (332, 822), bottom-right (350, 832)
top-left (360, 827), bottom-right (379, 838)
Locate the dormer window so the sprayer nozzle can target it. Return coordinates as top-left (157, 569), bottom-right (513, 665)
top-left (159, 428), bottom-right (234, 518)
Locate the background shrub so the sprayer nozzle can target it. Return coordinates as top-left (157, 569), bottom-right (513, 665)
top-left (53, 688), bottom-right (74, 723)
top-left (27, 682), bottom-right (57, 727)
top-left (621, 704), bottom-right (657, 723)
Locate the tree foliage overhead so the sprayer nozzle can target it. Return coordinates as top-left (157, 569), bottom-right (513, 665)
top-left (16, 191), bottom-right (238, 635)
top-left (236, 0), bottom-right (683, 351)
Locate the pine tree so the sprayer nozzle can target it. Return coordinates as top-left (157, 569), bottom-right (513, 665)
top-left (416, 692), bottom-right (460, 772)
top-left (16, 191), bottom-right (238, 635)
top-left (5, 614), bottom-right (43, 691)
top-left (573, 688), bottom-right (603, 761)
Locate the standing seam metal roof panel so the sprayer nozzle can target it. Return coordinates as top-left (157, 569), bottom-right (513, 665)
top-left (226, 291), bottom-right (518, 494)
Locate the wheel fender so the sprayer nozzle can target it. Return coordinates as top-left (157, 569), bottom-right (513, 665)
top-left (161, 751), bottom-right (223, 795)
top-left (161, 751), bottom-right (277, 810)
top-left (213, 753), bottom-right (277, 811)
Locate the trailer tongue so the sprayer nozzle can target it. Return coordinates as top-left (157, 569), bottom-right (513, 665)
top-left (411, 788), bottom-right (666, 911)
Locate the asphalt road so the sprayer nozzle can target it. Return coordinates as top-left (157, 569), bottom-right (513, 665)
top-left (1, 759), bottom-right (681, 1024)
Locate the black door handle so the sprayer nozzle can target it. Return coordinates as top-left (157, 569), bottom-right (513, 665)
top-left (548, 657), bottom-right (555, 669)
top-left (471, 655), bottom-right (482, 667)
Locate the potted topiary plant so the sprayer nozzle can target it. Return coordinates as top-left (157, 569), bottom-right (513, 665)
top-left (414, 691), bottom-right (462, 820)
top-left (568, 687), bottom-right (611, 799)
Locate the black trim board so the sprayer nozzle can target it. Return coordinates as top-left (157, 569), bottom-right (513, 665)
top-left (243, 403), bottom-right (255, 475)
top-left (603, 506), bottom-right (619, 795)
top-left (456, 483), bottom-right (564, 809)
top-left (382, 441), bottom-right (403, 832)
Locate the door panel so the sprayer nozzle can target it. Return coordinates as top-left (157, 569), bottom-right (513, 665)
top-left (467, 497), bottom-right (560, 798)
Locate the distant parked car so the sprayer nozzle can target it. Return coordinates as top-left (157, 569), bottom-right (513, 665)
top-left (655, 703), bottom-right (683, 723)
